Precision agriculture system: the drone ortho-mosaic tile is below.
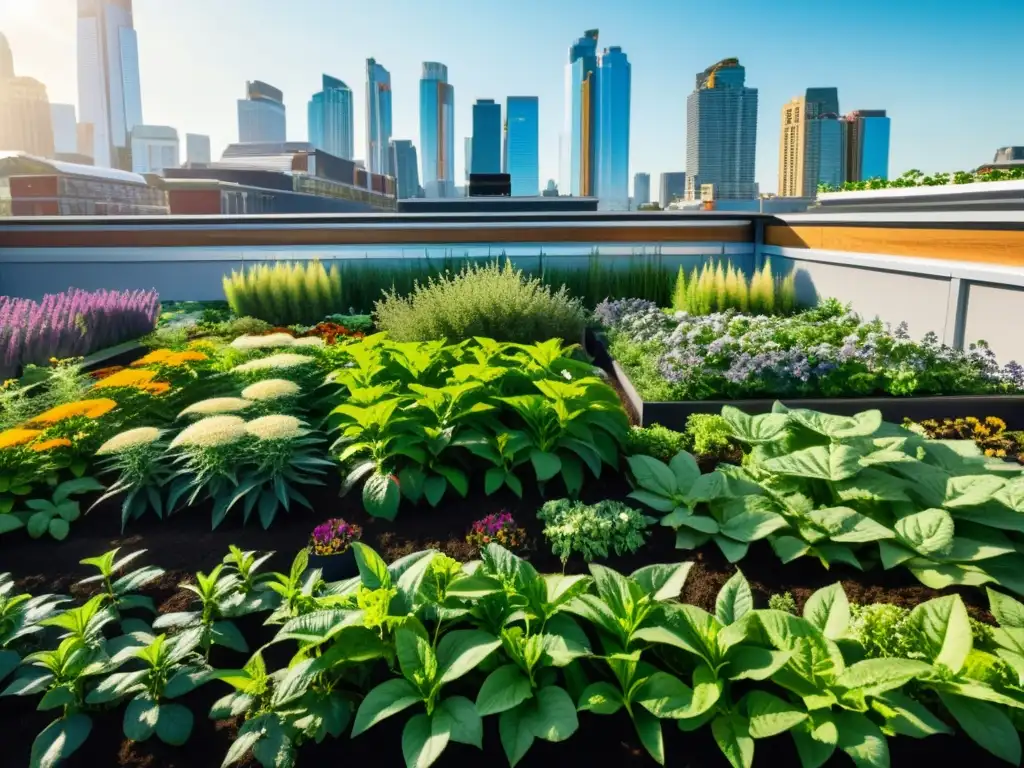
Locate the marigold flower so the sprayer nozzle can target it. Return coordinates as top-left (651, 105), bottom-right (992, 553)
top-left (27, 398), bottom-right (118, 425)
top-left (91, 369), bottom-right (170, 394)
top-left (131, 349), bottom-right (175, 367)
top-left (240, 379), bottom-right (301, 401)
top-left (31, 438), bottom-right (73, 452)
top-left (96, 427), bottom-right (162, 455)
top-left (0, 428), bottom-right (44, 449)
top-left (170, 415), bottom-right (247, 449)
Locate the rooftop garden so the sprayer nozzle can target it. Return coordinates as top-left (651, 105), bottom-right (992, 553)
top-left (2, 259), bottom-right (1024, 767)
top-left (818, 167), bottom-right (1024, 193)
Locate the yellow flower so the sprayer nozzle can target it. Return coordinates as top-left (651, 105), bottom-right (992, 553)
top-left (92, 369), bottom-right (170, 394)
top-left (131, 349), bottom-right (175, 367)
top-left (31, 438), bottom-right (73, 452)
top-left (27, 398), bottom-right (118, 426)
top-left (0, 428), bottom-right (44, 449)
top-left (161, 351), bottom-right (209, 367)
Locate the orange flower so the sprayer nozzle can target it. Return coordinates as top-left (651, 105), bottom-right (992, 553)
top-left (90, 365), bottom-right (124, 380)
top-left (0, 428), bottom-right (44, 449)
top-left (147, 382), bottom-right (171, 395)
top-left (92, 369), bottom-right (157, 390)
top-left (27, 398), bottom-right (118, 426)
top-left (161, 350), bottom-right (209, 366)
top-left (31, 438), bottom-right (73, 452)
top-left (131, 349), bottom-right (175, 367)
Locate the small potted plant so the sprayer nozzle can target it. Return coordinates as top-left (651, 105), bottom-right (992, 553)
top-left (466, 512), bottom-right (527, 554)
top-left (308, 518), bottom-right (363, 580)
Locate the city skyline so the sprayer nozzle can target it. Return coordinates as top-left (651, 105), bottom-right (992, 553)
top-left (1, 0), bottom-right (1021, 192)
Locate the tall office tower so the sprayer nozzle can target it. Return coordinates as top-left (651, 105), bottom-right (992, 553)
top-left (778, 88), bottom-right (842, 196)
top-left (419, 61), bottom-right (454, 198)
top-left (390, 139), bottom-right (421, 199)
top-left (365, 58), bottom-right (393, 175)
top-left (0, 32), bottom-right (12, 80)
top-left (237, 80), bottom-right (286, 143)
top-left (843, 109), bottom-right (890, 182)
top-left (464, 136), bottom-right (472, 181)
top-left (596, 46), bottom-right (630, 209)
top-left (50, 104), bottom-right (78, 154)
top-left (308, 75), bottom-right (354, 160)
top-left (77, 0), bottom-right (143, 169)
top-left (0, 76), bottom-right (55, 157)
top-left (659, 171), bottom-right (686, 207)
top-left (685, 58), bottom-right (758, 200)
top-left (185, 133), bottom-right (211, 164)
top-left (633, 172), bottom-right (650, 206)
top-left (505, 96), bottom-right (539, 196)
top-left (565, 29), bottom-right (600, 196)
top-left (471, 99), bottom-right (501, 174)
top-left (130, 124), bottom-right (178, 173)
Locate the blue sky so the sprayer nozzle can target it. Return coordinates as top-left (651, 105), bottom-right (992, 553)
top-left (3, 0), bottom-right (1022, 193)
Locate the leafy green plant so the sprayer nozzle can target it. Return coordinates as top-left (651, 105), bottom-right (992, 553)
top-left (624, 424), bottom-right (687, 462)
top-left (538, 499), bottom-right (655, 564)
top-left (766, 592), bottom-right (797, 614)
top-left (671, 260), bottom-right (797, 316)
top-left (685, 413), bottom-right (736, 457)
top-left (76, 548), bottom-right (164, 630)
top-left (223, 260), bottom-right (344, 326)
top-left (7, 477), bottom-right (106, 541)
top-left (90, 427), bottom-right (172, 530)
top-left (151, 565), bottom-right (248, 657)
top-left (0, 574), bottom-right (67, 685)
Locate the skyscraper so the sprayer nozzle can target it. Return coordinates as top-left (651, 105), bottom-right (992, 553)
top-left (505, 96), bottom-right (539, 196)
top-left (419, 62), bottom-right (454, 198)
top-left (238, 81), bottom-right (285, 143)
top-left (50, 104), bottom-right (78, 154)
top-left (565, 29), bottom-right (600, 196)
top-left (685, 58), bottom-right (758, 200)
top-left (308, 75), bottom-right (354, 160)
top-left (596, 46), bottom-right (630, 209)
top-left (130, 124), bottom-right (178, 173)
top-left (185, 133), bottom-right (211, 164)
top-left (659, 171), bottom-right (686, 207)
top-left (471, 99), bottom-right (501, 174)
top-left (0, 77), bottom-right (55, 157)
top-left (778, 88), bottom-right (842, 197)
top-left (390, 139), bottom-right (420, 199)
top-left (633, 172), bottom-right (650, 206)
top-left (844, 110), bottom-right (890, 182)
top-left (464, 137), bottom-right (472, 181)
top-left (365, 58), bottom-right (393, 176)
top-left (77, 0), bottom-right (144, 169)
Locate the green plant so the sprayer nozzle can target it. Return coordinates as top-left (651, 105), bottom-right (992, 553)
top-left (624, 424), bottom-right (687, 462)
top-left (374, 259), bottom-right (587, 344)
top-left (76, 548), bottom-right (164, 631)
top-left (0, 573), bottom-right (66, 685)
top-left (538, 499), bottom-right (655, 564)
top-left (540, 251), bottom-right (676, 308)
top-left (90, 426), bottom-right (171, 530)
top-left (766, 592), bottom-right (796, 614)
top-left (151, 565), bottom-right (248, 657)
top-left (685, 413), bottom-right (735, 457)
top-left (670, 260), bottom-right (797, 317)
top-left (223, 260), bottom-right (343, 326)
top-left (7, 477), bottom-right (105, 540)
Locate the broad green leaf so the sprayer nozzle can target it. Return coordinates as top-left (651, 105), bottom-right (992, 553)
top-left (872, 690), bottom-right (951, 739)
top-left (525, 685), bottom-right (578, 742)
top-left (791, 712), bottom-right (838, 768)
top-left (712, 713), bottom-right (755, 768)
top-left (988, 588), bottom-right (1024, 629)
top-left (895, 508), bottom-right (955, 557)
top-left (155, 703), bottom-right (193, 746)
top-left (352, 542), bottom-right (391, 589)
top-left (944, 474), bottom-right (1006, 509)
top-left (743, 690), bottom-right (807, 739)
top-left (669, 451), bottom-right (701, 490)
top-left (835, 658), bottom-right (932, 697)
top-left (772, 535), bottom-right (811, 564)
top-left (635, 604), bottom-right (720, 664)
top-left (530, 450), bottom-right (562, 482)
top-left (716, 570), bottom-right (753, 626)
top-left (907, 595), bottom-right (972, 673)
top-left (123, 697), bottom-right (159, 742)
top-left (802, 583), bottom-right (850, 640)
top-left (634, 671), bottom-right (709, 720)
top-left (352, 678), bottom-right (421, 736)
top-left (762, 444), bottom-right (862, 482)
top-left (632, 706), bottom-right (665, 765)
top-left (806, 507), bottom-right (894, 544)
top-left (726, 647), bottom-right (793, 681)
top-left (362, 472), bottom-right (401, 521)
top-left (835, 468), bottom-right (910, 503)
top-left (476, 664), bottom-right (533, 716)
top-left (499, 706), bottom-right (534, 768)
top-left (437, 629), bottom-right (500, 684)
top-left (30, 714), bottom-right (92, 768)
top-left (437, 696), bottom-right (482, 748)
top-left (720, 508), bottom-right (788, 543)
top-left (715, 536), bottom-right (751, 563)
top-left (630, 562), bottom-right (693, 602)
top-left (833, 710), bottom-right (889, 768)
top-left (446, 572), bottom-right (502, 600)
top-left (721, 407), bottom-right (789, 445)
top-left (628, 489), bottom-right (674, 513)
top-left (936, 692), bottom-right (1021, 765)
top-left (756, 611), bottom-right (844, 689)
top-left (402, 711), bottom-right (451, 768)
top-left (626, 455), bottom-right (677, 497)
top-left (577, 681), bottom-right (623, 715)
top-left (788, 408), bottom-right (881, 439)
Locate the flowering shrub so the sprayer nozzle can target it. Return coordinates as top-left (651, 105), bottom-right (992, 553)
top-left (537, 498), bottom-right (654, 564)
top-left (309, 518), bottom-right (362, 556)
top-left (465, 512), bottom-right (527, 552)
top-left (25, 398), bottom-right (117, 427)
top-left (596, 297), bottom-right (1024, 400)
top-left (0, 288), bottom-right (160, 379)
top-left (905, 415), bottom-right (1023, 461)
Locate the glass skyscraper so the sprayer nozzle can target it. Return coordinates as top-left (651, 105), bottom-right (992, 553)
top-left (419, 62), bottom-right (454, 198)
top-left (365, 58), bottom-right (393, 176)
top-left (308, 74), bottom-right (354, 160)
top-left (596, 46), bottom-right (630, 210)
top-left (633, 172), bottom-right (650, 206)
top-left (237, 80), bottom-right (286, 143)
top-left (844, 109), bottom-right (890, 182)
top-left (565, 29), bottom-right (599, 196)
top-left (504, 96), bottom-right (539, 196)
top-left (390, 139), bottom-right (420, 199)
top-left (685, 58), bottom-right (758, 200)
top-left (76, 0), bottom-right (144, 169)
top-left (471, 99), bottom-right (501, 174)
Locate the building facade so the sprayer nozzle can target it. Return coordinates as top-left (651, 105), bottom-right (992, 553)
top-left (633, 172), bottom-right (650, 206)
top-left (659, 171), bottom-right (686, 207)
top-left (471, 99), bottom-right (501, 174)
top-left (51, 104), bottom-right (78, 155)
top-left (237, 80), bottom-right (286, 143)
top-left (464, 136), bottom-right (472, 182)
top-left (185, 133), bottom-right (211, 164)
top-left (685, 58), bottom-right (758, 200)
top-left (0, 77), bottom-right (55, 158)
top-left (419, 62), bottom-right (454, 198)
top-left (504, 96), bottom-right (539, 196)
top-left (130, 124), bottom-right (178, 173)
top-left (77, 0), bottom-right (143, 170)
top-left (566, 29), bottom-right (600, 196)
top-left (0, 32), bottom-right (12, 80)
top-left (365, 58), bottom-right (393, 176)
top-left (778, 88), bottom-right (842, 197)
top-left (844, 109), bottom-right (890, 182)
top-left (596, 46), bottom-right (630, 210)
top-left (389, 139), bottom-right (420, 199)
top-left (308, 74), bottom-right (354, 161)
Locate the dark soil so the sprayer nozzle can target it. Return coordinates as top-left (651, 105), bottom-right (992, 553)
top-left (0, 472), bottom-right (1008, 767)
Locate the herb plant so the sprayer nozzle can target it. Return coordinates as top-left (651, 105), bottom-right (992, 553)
top-left (538, 499), bottom-right (655, 564)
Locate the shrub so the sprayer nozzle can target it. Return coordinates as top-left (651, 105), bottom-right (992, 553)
top-left (537, 498), bottom-right (654, 564)
top-left (222, 261), bottom-right (343, 326)
top-left (684, 413), bottom-right (734, 456)
top-left (767, 592), bottom-right (797, 614)
top-left (670, 259), bottom-right (797, 316)
top-left (373, 259), bottom-right (586, 343)
top-left (0, 288), bottom-right (160, 379)
top-left (624, 424), bottom-right (687, 461)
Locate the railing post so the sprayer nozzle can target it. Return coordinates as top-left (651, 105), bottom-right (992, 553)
top-left (942, 277), bottom-right (968, 350)
top-left (752, 217), bottom-right (766, 273)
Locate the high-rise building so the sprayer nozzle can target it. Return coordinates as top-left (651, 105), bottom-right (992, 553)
top-left (366, 58), bottom-right (393, 176)
top-left (471, 99), bottom-right (501, 174)
top-left (505, 96), bottom-right (539, 196)
top-left (419, 62), bottom-right (454, 198)
top-left (77, 0), bottom-right (143, 169)
top-left (130, 124), bottom-right (178, 173)
top-left (238, 80), bottom-right (285, 143)
top-left (464, 137), bottom-right (472, 181)
top-left (659, 171), bottom-right (686, 207)
top-left (0, 32), bottom-right (12, 80)
top-left (685, 58), bottom-right (758, 201)
top-left (50, 104), bottom-right (78, 154)
top-left (0, 77), bottom-right (55, 157)
top-left (185, 133), bottom-right (211, 164)
top-left (390, 139), bottom-right (420, 199)
top-left (308, 75), bottom-right (354, 160)
top-left (778, 88), bottom-right (842, 197)
top-left (596, 46), bottom-right (630, 209)
top-left (843, 109), bottom-right (890, 182)
top-left (565, 29), bottom-right (600, 196)
top-left (77, 122), bottom-right (95, 160)
top-left (633, 172), bottom-right (650, 206)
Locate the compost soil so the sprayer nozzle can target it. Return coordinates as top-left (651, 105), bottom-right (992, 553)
top-left (0, 472), bottom-right (1008, 767)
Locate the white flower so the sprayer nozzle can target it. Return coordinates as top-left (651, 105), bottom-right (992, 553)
top-left (231, 353), bottom-right (316, 374)
top-left (291, 336), bottom-right (325, 348)
top-left (96, 427), bottom-right (162, 455)
top-left (178, 397), bottom-right (253, 418)
top-left (245, 414), bottom-right (308, 440)
top-left (240, 378), bottom-right (302, 401)
top-left (230, 333), bottom-right (295, 350)
top-left (560, 369), bottom-right (572, 380)
top-left (170, 415), bottom-right (247, 449)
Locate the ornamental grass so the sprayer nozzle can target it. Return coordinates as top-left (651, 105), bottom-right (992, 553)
top-left (96, 426), bottom-right (163, 455)
top-left (169, 415), bottom-right (247, 449)
top-left (240, 379), bottom-right (301, 401)
top-left (244, 414), bottom-right (308, 440)
top-left (230, 353), bottom-right (316, 374)
top-left (178, 398), bottom-right (254, 418)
